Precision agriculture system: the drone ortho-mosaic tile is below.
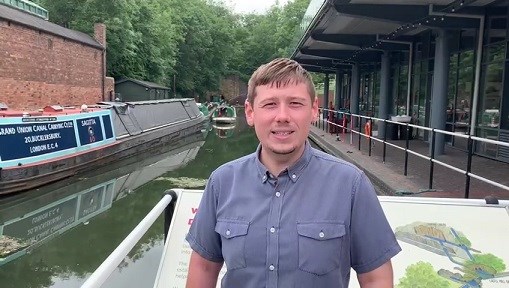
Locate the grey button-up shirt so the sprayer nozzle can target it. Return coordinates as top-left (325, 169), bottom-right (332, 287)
top-left (186, 142), bottom-right (401, 288)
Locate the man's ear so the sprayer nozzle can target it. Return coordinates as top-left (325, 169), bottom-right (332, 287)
top-left (312, 97), bottom-right (319, 122)
top-left (245, 100), bottom-right (254, 126)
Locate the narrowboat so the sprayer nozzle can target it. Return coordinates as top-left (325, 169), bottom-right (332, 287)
top-left (211, 105), bottom-right (236, 124)
top-left (0, 99), bottom-right (206, 195)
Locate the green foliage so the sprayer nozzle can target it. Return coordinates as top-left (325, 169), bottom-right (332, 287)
top-left (38, 0), bottom-right (311, 97)
top-left (397, 261), bottom-right (451, 288)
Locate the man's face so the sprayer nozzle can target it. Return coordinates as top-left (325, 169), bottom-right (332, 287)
top-left (245, 82), bottom-right (318, 160)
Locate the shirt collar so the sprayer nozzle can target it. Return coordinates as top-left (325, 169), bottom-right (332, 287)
top-left (255, 141), bottom-right (313, 183)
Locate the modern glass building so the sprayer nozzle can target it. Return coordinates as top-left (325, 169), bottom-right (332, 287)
top-left (291, 0), bottom-right (509, 163)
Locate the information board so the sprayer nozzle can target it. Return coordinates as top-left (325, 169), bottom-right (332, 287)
top-left (154, 190), bottom-right (226, 288)
top-left (155, 190), bottom-right (509, 288)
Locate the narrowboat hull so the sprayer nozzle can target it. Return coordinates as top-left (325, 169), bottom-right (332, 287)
top-left (0, 99), bottom-right (206, 195)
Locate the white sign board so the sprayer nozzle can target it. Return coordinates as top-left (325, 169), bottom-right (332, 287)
top-left (153, 190), bottom-right (226, 288)
top-left (154, 190), bottom-right (509, 288)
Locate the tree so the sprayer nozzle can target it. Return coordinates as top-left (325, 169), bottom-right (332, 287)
top-left (38, 0), bottom-right (312, 97)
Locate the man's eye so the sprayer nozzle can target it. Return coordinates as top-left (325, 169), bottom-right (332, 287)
top-left (263, 103), bottom-right (276, 107)
top-left (290, 102), bottom-right (303, 106)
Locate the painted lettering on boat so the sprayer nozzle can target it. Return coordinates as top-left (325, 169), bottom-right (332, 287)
top-left (17, 126), bottom-right (33, 133)
top-left (24, 133), bottom-right (61, 143)
top-left (32, 125), bottom-right (48, 132)
top-left (0, 127), bottom-right (16, 135)
top-left (81, 119), bottom-right (96, 126)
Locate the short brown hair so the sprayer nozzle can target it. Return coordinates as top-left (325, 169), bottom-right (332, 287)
top-left (247, 58), bottom-right (315, 104)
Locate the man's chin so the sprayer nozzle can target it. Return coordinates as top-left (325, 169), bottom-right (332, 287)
top-left (269, 145), bottom-right (296, 155)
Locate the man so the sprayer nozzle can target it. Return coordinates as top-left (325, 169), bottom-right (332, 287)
top-left (186, 58), bottom-right (401, 288)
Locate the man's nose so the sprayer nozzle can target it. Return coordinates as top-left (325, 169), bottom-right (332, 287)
top-left (275, 104), bottom-right (290, 122)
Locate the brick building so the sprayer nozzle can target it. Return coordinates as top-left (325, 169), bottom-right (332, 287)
top-left (220, 75), bottom-right (247, 103)
top-left (0, 2), bottom-right (114, 110)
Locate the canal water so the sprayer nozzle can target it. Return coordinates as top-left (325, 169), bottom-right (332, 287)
top-left (0, 110), bottom-right (259, 288)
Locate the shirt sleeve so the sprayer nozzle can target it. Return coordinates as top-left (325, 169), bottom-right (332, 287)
top-left (350, 172), bottom-right (401, 274)
top-left (185, 173), bottom-right (223, 262)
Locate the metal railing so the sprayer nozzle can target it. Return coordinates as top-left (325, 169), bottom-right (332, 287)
top-left (315, 108), bottom-right (509, 198)
top-left (81, 190), bottom-right (178, 288)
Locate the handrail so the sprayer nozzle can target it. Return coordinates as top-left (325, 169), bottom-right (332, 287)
top-left (320, 108), bottom-right (509, 147)
top-left (315, 108), bottom-right (509, 197)
top-left (81, 190), bottom-right (177, 288)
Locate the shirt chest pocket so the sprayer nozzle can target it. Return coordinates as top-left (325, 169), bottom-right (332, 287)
top-left (297, 222), bottom-right (346, 275)
top-left (215, 219), bottom-right (250, 270)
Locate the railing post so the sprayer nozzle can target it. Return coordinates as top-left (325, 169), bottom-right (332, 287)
top-left (368, 117), bottom-right (373, 157)
top-left (335, 111), bottom-right (339, 137)
top-left (429, 129), bottom-right (436, 190)
top-left (318, 109), bottom-right (324, 130)
top-left (164, 190), bottom-right (179, 241)
top-left (404, 123), bottom-right (410, 176)
top-left (323, 109), bottom-right (327, 131)
top-left (383, 119), bottom-right (387, 163)
top-left (358, 116), bottom-right (362, 151)
top-left (465, 136), bottom-right (474, 199)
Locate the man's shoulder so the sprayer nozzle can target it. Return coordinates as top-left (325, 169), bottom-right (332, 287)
top-left (310, 147), bottom-right (361, 173)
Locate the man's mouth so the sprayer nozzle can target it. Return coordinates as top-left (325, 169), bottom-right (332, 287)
top-left (271, 131), bottom-right (294, 135)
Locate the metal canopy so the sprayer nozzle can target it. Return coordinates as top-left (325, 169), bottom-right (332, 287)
top-left (292, 0), bottom-right (503, 69)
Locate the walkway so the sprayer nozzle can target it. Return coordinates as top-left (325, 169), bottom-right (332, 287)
top-left (309, 125), bottom-right (509, 200)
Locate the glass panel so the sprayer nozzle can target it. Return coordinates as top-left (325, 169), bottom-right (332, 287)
top-left (411, 72), bottom-right (420, 121)
top-left (460, 30), bottom-right (476, 50)
top-left (373, 71), bottom-right (381, 118)
top-left (484, 42), bottom-right (506, 63)
top-left (420, 60), bottom-right (428, 74)
top-left (489, 17), bottom-right (507, 44)
top-left (447, 54), bottom-right (458, 125)
top-left (360, 74), bottom-right (368, 113)
top-left (415, 43), bottom-right (423, 61)
top-left (417, 72), bottom-right (428, 138)
top-left (413, 60), bottom-right (421, 75)
top-left (397, 65), bottom-right (408, 115)
top-left (479, 62), bottom-right (503, 128)
top-left (455, 50), bottom-right (475, 132)
top-left (391, 66), bottom-right (399, 115)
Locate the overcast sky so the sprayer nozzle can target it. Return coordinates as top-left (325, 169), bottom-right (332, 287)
top-left (226, 0), bottom-right (290, 14)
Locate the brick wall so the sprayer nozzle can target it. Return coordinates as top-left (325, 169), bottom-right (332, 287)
top-left (0, 19), bottom-right (105, 110)
top-left (105, 76), bottom-right (115, 101)
top-left (220, 75), bottom-right (247, 101)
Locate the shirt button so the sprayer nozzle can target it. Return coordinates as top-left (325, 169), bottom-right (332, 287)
top-left (269, 265), bottom-right (275, 271)
top-left (226, 230), bottom-right (231, 236)
top-left (275, 191), bottom-right (281, 197)
top-left (292, 174), bottom-right (297, 179)
top-left (319, 231), bottom-right (325, 238)
top-left (262, 175), bottom-right (267, 181)
top-left (270, 227), bottom-right (276, 233)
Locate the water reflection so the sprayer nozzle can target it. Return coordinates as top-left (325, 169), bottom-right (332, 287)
top-left (212, 123), bottom-right (236, 139)
top-left (0, 132), bottom-right (206, 287)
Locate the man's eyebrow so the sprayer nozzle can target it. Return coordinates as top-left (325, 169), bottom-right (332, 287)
top-left (259, 97), bottom-right (278, 103)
